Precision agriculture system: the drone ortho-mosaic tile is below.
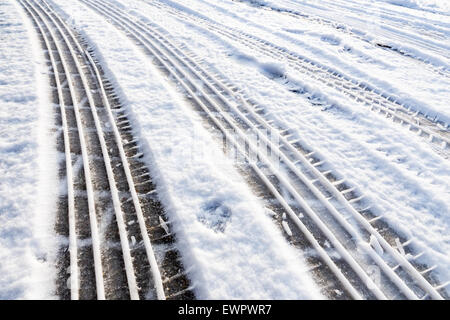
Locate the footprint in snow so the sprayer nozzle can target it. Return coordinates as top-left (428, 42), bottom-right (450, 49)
top-left (198, 199), bottom-right (232, 233)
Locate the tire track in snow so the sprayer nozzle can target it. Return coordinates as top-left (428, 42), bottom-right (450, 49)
top-left (235, 0), bottom-right (450, 74)
top-left (80, 0), bottom-right (449, 299)
top-left (18, 0), bottom-right (194, 300)
top-left (143, 0), bottom-right (450, 159)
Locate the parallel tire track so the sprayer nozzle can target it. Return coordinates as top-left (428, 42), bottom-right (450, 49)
top-left (81, 0), bottom-right (448, 299)
top-left (235, 0), bottom-right (450, 76)
top-left (146, 0), bottom-right (450, 157)
top-left (20, 0), bottom-right (194, 300)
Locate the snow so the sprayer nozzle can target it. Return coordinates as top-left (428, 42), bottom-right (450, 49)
top-left (108, 0), bottom-right (450, 291)
top-left (1, 0), bottom-right (449, 299)
top-left (187, 0), bottom-right (450, 123)
top-left (377, 0), bottom-right (450, 14)
top-left (370, 235), bottom-right (384, 256)
top-left (281, 221), bottom-right (293, 237)
top-left (50, 0), bottom-right (323, 299)
top-left (252, 0), bottom-right (450, 16)
top-left (0, 1), bottom-right (57, 299)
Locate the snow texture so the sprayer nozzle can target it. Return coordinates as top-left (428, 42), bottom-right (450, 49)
top-left (0, 0), bottom-right (57, 299)
top-left (1, 0), bottom-right (449, 299)
top-left (113, 0), bottom-right (450, 291)
top-left (50, 0), bottom-right (323, 299)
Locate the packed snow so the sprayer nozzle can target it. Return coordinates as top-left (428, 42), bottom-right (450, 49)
top-left (0, 0), bottom-right (58, 299)
top-left (14, 0), bottom-right (324, 299)
top-left (0, 0), bottom-right (449, 299)
top-left (377, 0), bottom-right (450, 14)
top-left (135, 0), bottom-right (450, 290)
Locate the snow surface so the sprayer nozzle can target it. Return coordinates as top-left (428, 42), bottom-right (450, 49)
top-left (377, 0), bottom-right (450, 15)
top-left (1, 0), bottom-right (449, 299)
top-left (99, 0), bottom-right (450, 291)
top-left (0, 1), bottom-right (57, 299)
top-left (50, 0), bottom-right (323, 299)
top-left (235, 0), bottom-right (450, 123)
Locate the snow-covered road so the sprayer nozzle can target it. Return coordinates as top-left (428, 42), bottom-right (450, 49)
top-left (0, 0), bottom-right (449, 299)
